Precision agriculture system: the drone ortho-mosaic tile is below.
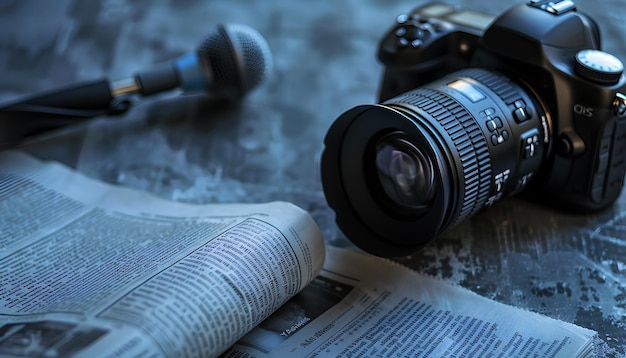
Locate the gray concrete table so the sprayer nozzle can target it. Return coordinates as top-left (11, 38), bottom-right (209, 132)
top-left (1, 0), bottom-right (624, 356)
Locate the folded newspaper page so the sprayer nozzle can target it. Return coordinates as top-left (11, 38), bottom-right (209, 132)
top-left (225, 245), bottom-right (597, 357)
top-left (0, 151), bottom-right (325, 357)
top-left (0, 151), bottom-right (596, 357)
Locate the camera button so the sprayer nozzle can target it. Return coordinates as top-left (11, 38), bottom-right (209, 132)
top-left (394, 25), bottom-right (428, 49)
top-left (411, 28), bottom-right (427, 40)
top-left (513, 100), bottom-right (531, 122)
top-left (419, 23), bottom-right (433, 33)
top-left (557, 131), bottom-right (585, 157)
top-left (491, 130), bottom-right (509, 145)
top-left (397, 38), bottom-right (409, 48)
top-left (521, 129), bottom-right (541, 159)
top-left (480, 108), bottom-right (496, 117)
top-left (485, 116), bottom-right (503, 132)
top-left (396, 14), bottom-right (409, 24)
top-left (395, 27), bottom-right (407, 37)
top-left (514, 107), bottom-right (529, 122)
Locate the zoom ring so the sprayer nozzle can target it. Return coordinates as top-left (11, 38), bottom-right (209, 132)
top-left (387, 89), bottom-right (492, 226)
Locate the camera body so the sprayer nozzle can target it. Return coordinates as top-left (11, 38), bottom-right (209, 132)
top-left (321, 0), bottom-right (626, 257)
top-left (378, 0), bottom-right (626, 211)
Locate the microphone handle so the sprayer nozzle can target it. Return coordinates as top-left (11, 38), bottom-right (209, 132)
top-left (1, 79), bottom-right (115, 115)
top-left (0, 79), bottom-right (123, 149)
top-left (0, 64), bottom-right (184, 148)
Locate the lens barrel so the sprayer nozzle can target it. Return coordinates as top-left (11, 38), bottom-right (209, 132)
top-left (321, 68), bottom-right (550, 257)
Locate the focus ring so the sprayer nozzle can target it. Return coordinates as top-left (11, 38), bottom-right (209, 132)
top-left (386, 89), bottom-right (492, 226)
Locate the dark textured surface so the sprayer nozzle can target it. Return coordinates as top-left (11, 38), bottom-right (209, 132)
top-left (1, 0), bottom-right (625, 356)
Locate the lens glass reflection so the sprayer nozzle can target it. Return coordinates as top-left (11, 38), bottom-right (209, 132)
top-left (375, 135), bottom-right (436, 209)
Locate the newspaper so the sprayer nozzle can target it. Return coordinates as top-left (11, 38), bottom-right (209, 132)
top-left (0, 151), bottom-right (325, 357)
top-left (0, 151), bottom-right (596, 357)
top-left (225, 248), bottom-right (596, 358)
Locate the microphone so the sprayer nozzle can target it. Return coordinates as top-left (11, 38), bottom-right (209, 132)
top-left (0, 23), bottom-right (273, 148)
top-left (112, 23), bottom-right (273, 100)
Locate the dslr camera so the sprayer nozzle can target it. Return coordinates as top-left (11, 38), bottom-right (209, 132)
top-left (321, 0), bottom-right (626, 257)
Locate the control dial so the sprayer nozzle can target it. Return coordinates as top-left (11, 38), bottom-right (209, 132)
top-left (575, 49), bottom-right (624, 85)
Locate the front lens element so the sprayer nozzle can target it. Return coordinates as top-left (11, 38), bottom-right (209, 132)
top-left (375, 135), bottom-right (436, 209)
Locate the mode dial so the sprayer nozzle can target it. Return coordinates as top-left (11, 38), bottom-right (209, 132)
top-left (575, 49), bottom-right (624, 85)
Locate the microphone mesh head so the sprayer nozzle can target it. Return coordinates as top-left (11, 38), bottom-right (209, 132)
top-left (198, 24), bottom-right (273, 98)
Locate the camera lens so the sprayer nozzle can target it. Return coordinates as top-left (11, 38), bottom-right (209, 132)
top-left (321, 68), bottom-right (551, 257)
top-left (374, 134), bottom-right (436, 210)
